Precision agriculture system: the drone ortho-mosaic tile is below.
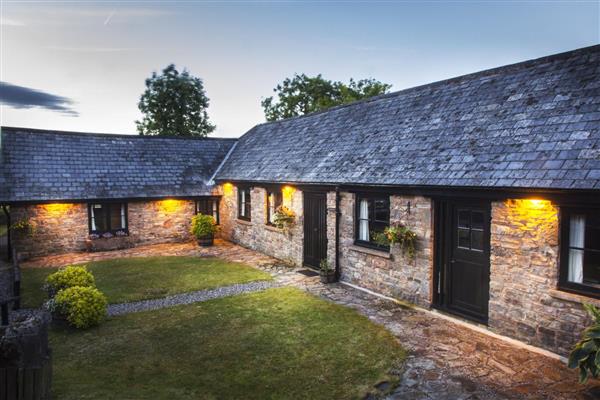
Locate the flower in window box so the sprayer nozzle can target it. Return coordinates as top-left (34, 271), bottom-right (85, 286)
top-left (115, 230), bottom-right (128, 237)
top-left (273, 206), bottom-right (296, 230)
top-left (101, 232), bottom-right (114, 239)
top-left (373, 223), bottom-right (417, 260)
top-left (88, 233), bottom-right (100, 240)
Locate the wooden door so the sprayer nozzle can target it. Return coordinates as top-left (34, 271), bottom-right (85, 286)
top-left (303, 192), bottom-right (327, 268)
top-left (436, 200), bottom-right (491, 323)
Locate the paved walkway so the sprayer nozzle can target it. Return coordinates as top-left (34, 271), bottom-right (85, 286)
top-left (23, 240), bottom-right (600, 399)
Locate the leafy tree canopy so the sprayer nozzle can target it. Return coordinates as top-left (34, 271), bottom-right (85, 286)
top-left (261, 74), bottom-right (392, 121)
top-left (136, 64), bottom-right (215, 137)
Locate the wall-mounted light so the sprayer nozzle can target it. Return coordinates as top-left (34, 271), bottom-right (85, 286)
top-left (222, 183), bottom-right (234, 196)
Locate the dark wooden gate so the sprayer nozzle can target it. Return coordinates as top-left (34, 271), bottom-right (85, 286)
top-left (435, 200), bottom-right (491, 323)
top-left (303, 192), bottom-right (327, 268)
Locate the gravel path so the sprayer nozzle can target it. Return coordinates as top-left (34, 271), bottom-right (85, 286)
top-left (107, 280), bottom-right (280, 316)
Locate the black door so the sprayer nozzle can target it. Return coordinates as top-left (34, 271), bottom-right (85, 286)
top-left (303, 192), bottom-right (327, 268)
top-left (435, 200), bottom-right (491, 323)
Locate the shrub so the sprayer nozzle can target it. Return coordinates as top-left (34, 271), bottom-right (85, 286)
top-left (45, 265), bottom-right (95, 297)
top-left (569, 304), bottom-right (600, 383)
top-left (54, 286), bottom-right (108, 329)
top-left (191, 213), bottom-right (218, 239)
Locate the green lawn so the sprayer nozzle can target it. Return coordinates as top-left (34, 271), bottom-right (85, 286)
top-left (50, 287), bottom-right (405, 400)
top-left (21, 256), bottom-right (272, 308)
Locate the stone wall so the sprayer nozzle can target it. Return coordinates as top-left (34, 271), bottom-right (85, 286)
top-left (10, 199), bottom-right (197, 258)
top-left (220, 185), bottom-right (304, 265)
top-left (337, 192), bottom-right (434, 307)
top-left (128, 199), bottom-right (195, 245)
top-left (489, 199), bottom-right (592, 356)
top-left (11, 204), bottom-right (89, 258)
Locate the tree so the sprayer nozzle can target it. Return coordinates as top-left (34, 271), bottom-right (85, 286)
top-left (261, 74), bottom-right (391, 122)
top-left (136, 64), bottom-right (215, 137)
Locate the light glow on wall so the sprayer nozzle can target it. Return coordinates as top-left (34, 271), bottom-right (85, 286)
top-left (222, 182), bottom-right (234, 196)
top-left (282, 185), bottom-right (296, 204)
top-left (508, 199), bottom-right (558, 236)
top-left (158, 199), bottom-right (186, 213)
top-left (41, 203), bottom-right (73, 215)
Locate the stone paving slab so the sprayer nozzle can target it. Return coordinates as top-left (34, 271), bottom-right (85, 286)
top-left (23, 240), bottom-right (600, 399)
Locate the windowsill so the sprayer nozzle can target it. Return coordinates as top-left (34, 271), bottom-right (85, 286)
top-left (236, 219), bottom-right (252, 226)
top-left (549, 289), bottom-right (600, 308)
top-left (264, 224), bottom-right (283, 233)
top-left (348, 244), bottom-right (392, 259)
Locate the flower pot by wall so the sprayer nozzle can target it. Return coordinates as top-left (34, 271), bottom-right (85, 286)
top-left (197, 236), bottom-right (214, 247)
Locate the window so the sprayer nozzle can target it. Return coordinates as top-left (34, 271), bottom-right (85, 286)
top-left (457, 209), bottom-right (484, 252)
top-left (355, 194), bottom-right (390, 249)
top-left (266, 189), bottom-right (282, 225)
top-left (196, 198), bottom-right (219, 224)
top-left (88, 203), bottom-right (128, 234)
top-left (560, 208), bottom-right (600, 298)
top-left (238, 187), bottom-right (252, 221)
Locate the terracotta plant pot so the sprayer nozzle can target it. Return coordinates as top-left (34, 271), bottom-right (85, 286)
top-left (197, 236), bottom-right (214, 247)
top-left (320, 271), bottom-right (336, 284)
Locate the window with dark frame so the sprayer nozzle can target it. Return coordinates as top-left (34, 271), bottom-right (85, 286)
top-left (196, 198), bottom-right (219, 225)
top-left (559, 207), bottom-right (600, 298)
top-left (88, 203), bottom-right (128, 234)
top-left (355, 194), bottom-right (390, 250)
top-left (266, 189), bottom-right (282, 225)
top-left (238, 187), bottom-right (252, 221)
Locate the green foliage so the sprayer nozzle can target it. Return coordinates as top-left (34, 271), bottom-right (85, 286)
top-left (9, 218), bottom-right (35, 236)
top-left (569, 304), bottom-right (600, 383)
top-left (273, 205), bottom-right (296, 230)
top-left (190, 214), bottom-right (218, 239)
top-left (54, 286), bottom-right (108, 329)
top-left (262, 74), bottom-right (392, 121)
top-left (319, 259), bottom-right (333, 274)
top-left (136, 64), bottom-right (216, 137)
top-left (45, 265), bottom-right (95, 297)
top-left (373, 223), bottom-right (417, 259)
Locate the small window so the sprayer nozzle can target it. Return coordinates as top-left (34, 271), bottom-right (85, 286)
top-left (238, 187), bottom-right (252, 221)
top-left (560, 208), bottom-right (600, 298)
top-left (355, 194), bottom-right (390, 250)
top-left (196, 198), bottom-right (219, 225)
top-left (266, 190), bottom-right (282, 225)
top-left (88, 203), bottom-right (128, 234)
top-left (456, 209), bottom-right (484, 252)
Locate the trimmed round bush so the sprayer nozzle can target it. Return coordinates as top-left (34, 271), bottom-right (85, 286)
top-left (54, 286), bottom-right (108, 329)
top-left (45, 265), bottom-right (95, 297)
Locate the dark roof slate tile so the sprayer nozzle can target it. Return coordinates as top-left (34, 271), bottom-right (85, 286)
top-left (0, 128), bottom-right (236, 202)
top-left (216, 45), bottom-right (600, 190)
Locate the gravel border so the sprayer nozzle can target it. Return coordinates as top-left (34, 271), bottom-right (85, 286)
top-left (108, 280), bottom-right (280, 316)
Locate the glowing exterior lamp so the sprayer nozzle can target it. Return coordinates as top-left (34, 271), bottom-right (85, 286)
top-left (222, 183), bottom-right (234, 196)
top-left (282, 185), bottom-right (296, 204)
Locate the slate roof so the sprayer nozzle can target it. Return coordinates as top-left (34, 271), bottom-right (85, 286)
top-left (0, 127), bottom-right (237, 202)
top-left (217, 45), bottom-right (600, 190)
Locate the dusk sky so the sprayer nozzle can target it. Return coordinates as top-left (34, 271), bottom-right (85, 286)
top-left (1, 1), bottom-right (598, 138)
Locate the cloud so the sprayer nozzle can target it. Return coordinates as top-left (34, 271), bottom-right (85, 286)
top-left (0, 82), bottom-right (78, 116)
top-left (0, 17), bottom-right (25, 26)
top-left (47, 46), bottom-right (134, 53)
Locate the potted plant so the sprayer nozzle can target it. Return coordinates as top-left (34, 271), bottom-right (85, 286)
top-left (319, 259), bottom-right (336, 284)
top-left (191, 213), bottom-right (218, 247)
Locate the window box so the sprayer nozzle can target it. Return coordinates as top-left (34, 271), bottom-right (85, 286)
top-left (85, 235), bottom-right (134, 252)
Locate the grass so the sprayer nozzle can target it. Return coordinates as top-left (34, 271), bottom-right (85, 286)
top-left (50, 287), bottom-right (405, 400)
top-left (21, 256), bottom-right (272, 308)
